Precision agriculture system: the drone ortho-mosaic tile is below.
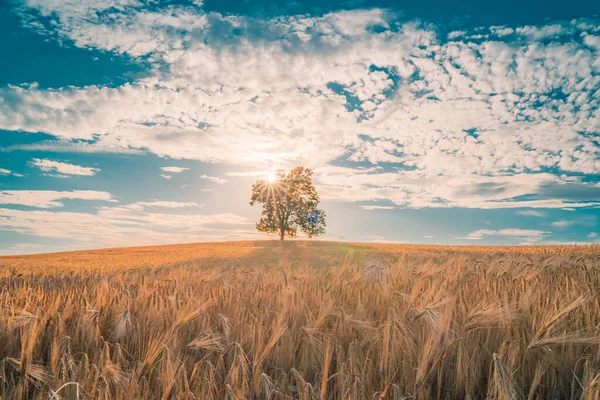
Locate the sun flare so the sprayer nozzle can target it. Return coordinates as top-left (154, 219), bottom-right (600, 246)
top-left (266, 172), bottom-right (276, 183)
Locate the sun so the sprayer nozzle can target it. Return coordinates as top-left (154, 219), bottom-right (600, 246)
top-left (266, 172), bottom-right (276, 183)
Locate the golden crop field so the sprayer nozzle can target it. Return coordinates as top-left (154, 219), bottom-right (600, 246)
top-left (1, 241), bottom-right (599, 399)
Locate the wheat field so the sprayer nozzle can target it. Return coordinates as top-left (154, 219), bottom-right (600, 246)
top-left (0, 241), bottom-right (599, 399)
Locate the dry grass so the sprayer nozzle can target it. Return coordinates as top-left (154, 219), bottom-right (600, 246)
top-left (0, 241), bottom-right (599, 399)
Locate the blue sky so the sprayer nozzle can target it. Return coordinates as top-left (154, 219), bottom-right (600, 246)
top-left (1, 0), bottom-right (599, 254)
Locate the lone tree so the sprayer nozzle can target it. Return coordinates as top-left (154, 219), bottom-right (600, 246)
top-left (250, 167), bottom-right (326, 241)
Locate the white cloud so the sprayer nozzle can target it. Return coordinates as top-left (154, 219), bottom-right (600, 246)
top-left (359, 205), bottom-right (395, 210)
top-left (315, 166), bottom-right (600, 209)
top-left (424, 235), bottom-right (434, 238)
top-left (363, 235), bottom-right (406, 244)
top-left (1, 140), bottom-right (143, 154)
top-left (125, 201), bottom-right (202, 210)
top-left (0, 201), bottom-right (258, 252)
top-left (491, 27), bottom-right (514, 36)
top-left (517, 210), bottom-right (546, 217)
top-left (200, 174), bottom-right (228, 184)
top-left (551, 220), bottom-right (576, 227)
top-left (550, 217), bottom-right (596, 228)
top-left (30, 158), bottom-right (100, 176)
top-left (459, 228), bottom-right (549, 241)
top-left (0, 243), bottom-right (49, 256)
top-left (588, 232), bottom-right (598, 238)
top-left (161, 166), bottom-right (189, 173)
top-left (0, 168), bottom-right (25, 177)
top-left (161, 174), bottom-right (172, 179)
top-left (1, 3), bottom-right (599, 211)
top-left (0, 190), bottom-right (115, 208)
top-left (447, 31), bottom-right (466, 39)
top-left (515, 24), bottom-right (570, 40)
top-left (225, 171), bottom-right (273, 178)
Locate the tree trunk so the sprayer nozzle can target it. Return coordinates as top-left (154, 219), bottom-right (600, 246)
top-left (279, 230), bottom-right (285, 241)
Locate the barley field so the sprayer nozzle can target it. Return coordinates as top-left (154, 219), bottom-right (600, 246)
top-left (0, 241), bottom-right (599, 399)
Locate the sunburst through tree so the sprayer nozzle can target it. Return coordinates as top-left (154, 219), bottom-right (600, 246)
top-left (250, 167), bottom-right (326, 240)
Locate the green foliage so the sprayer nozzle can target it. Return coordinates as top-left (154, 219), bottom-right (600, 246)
top-left (250, 167), bottom-right (326, 240)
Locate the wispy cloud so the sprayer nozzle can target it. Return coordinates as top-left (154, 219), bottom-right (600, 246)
top-left (551, 220), bottom-right (576, 227)
top-left (551, 217), bottom-right (596, 228)
top-left (316, 167), bottom-right (600, 210)
top-left (0, 243), bottom-right (49, 256)
top-left (458, 229), bottom-right (549, 241)
top-left (1, 140), bottom-right (143, 154)
top-left (0, 168), bottom-right (24, 177)
top-left (517, 210), bottom-right (546, 217)
top-left (363, 235), bottom-right (407, 244)
top-left (225, 171), bottom-right (273, 178)
top-left (126, 201), bottom-right (202, 210)
top-left (0, 190), bottom-right (115, 208)
top-left (359, 205), bottom-right (395, 210)
top-left (161, 166), bottom-right (189, 173)
top-left (200, 175), bottom-right (228, 184)
top-left (30, 158), bottom-right (100, 176)
top-left (0, 201), bottom-right (258, 252)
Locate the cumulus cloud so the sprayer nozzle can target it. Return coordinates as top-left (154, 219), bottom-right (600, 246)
top-left (30, 158), bottom-right (100, 176)
top-left (1, 1), bottom-right (599, 211)
top-left (0, 190), bottom-right (115, 208)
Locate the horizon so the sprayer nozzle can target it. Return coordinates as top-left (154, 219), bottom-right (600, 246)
top-left (2, 238), bottom-right (599, 258)
top-left (1, 0), bottom-right (600, 254)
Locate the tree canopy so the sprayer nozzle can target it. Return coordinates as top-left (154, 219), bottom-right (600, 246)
top-left (250, 167), bottom-right (326, 240)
